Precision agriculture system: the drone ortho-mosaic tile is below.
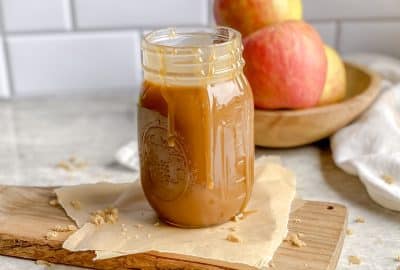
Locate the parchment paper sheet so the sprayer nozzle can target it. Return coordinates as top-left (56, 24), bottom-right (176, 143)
top-left (56, 156), bottom-right (296, 268)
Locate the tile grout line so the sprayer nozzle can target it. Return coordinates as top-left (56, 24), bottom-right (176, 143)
top-left (335, 20), bottom-right (342, 53)
top-left (67, 0), bottom-right (78, 31)
top-left (0, 0), bottom-right (15, 98)
top-left (6, 17), bottom-right (400, 37)
top-left (308, 16), bottom-right (400, 23)
top-left (0, 3), bottom-right (21, 182)
top-left (136, 31), bottom-right (144, 93)
top-left (4, 23), bottom-right (227, 37)
top-left (208, 0), bottom-right (214, 26)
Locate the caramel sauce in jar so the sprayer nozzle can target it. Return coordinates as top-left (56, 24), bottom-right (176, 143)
top-left (139, 27), bottom-right (254, 227)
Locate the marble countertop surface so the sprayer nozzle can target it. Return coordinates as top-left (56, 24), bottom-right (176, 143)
top-left (0, 95), bottom-right (399, 270)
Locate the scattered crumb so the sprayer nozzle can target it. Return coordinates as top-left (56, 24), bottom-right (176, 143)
top-left (355, 216), bottom-right (365, 223)
top-left (104, 207), bottom-right (119, 224)
top-left (294, 218), bottom-right (301, 224)
top-left (230, 210), bottom-right (257, 222)
top-left (382, 174), bottom-right (395, 184)
top-left (121, 224), bottom-right (128, 233)
top-left (135, 223), bottom-right (144, 229)
top-left (147, 233), bottom-right (152, 239)
top-left (56, 161), bottom-right (72, 171)
top-left (93, 209), bottom-right (105, 216)
top-left (348, 255), bottom-right (361, 265)
top-left (226, 233), bottom-right (241, 243)
top-left (110, 207), bottom-right (119, 216)
top-left (105, 213), bottom-right (117, 224)
top-left (36, 260), bottom-right (52, 267)
top-left (45, 230), bottom-right (58, 240)
top-left (69, 156), bottom-right (88, 169)
top-left (346, 228), bottom-right (353, 235)
top-left (153, 222), bottom-right (160, 227)
top-left (395, 255), bottom-right (400, 262)
top-left (70, 200), bottom-right (82, 210)
top-left (297, 232), bottom-right (305, 238)
top-left (48, 199), bottom-right (59, 207)
top-left (52, 225), bottom-right (63, 232)
top-left (90, 207), bottom-right (119, 226)
top-left (52, 224), bottom-right (77, 232)
top-left (56, 156), bottom-right (88, 172)
top-left (67, 224), bottom-right (78, 231)
top-left (228, 227), bottom-right (237, 232)
top-left (285, 232), bottom-right (306, 247)
top-left (231, 213), bottom-right (244, 222)
top-left (91, 214), bottom-right (105, 226)
top-left (267, 262), bottom-right (275, 268)
top-left (242, 209), bottom-right (258, 218)
top-left (75, 162), bottom-right (88, 169)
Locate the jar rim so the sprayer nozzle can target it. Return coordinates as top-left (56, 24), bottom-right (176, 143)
top-left (141, 27), bottom-right (244, 82)
top-left (142, 26), bottom-right (241, 51)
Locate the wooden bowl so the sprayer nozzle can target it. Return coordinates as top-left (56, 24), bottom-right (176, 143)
top-left (254, 62), bottom-right (381, 148)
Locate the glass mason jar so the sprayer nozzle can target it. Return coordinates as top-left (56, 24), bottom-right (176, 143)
top-left (138, 27), bottom-right (254, 228)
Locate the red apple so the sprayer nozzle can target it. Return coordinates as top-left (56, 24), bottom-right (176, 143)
top-left (243, 21), bottom-right (327, 109)
top-left (214, 0), bottom-right (303, 37)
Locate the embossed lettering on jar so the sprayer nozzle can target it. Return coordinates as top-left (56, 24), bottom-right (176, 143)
top-left (138, 27), bottom-right (254, 227)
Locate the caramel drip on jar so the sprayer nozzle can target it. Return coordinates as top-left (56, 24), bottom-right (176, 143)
top-left (199, 46), bottom-right (215, 190)
top-left (158, 45), bottom-right (176, 147)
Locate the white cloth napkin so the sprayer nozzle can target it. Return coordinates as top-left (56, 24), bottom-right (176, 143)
top-left (331, 53), bottom-right (400, 211)
top-left (116, 53), bottom-right (400, 211)
top-left (115, 140), bottom-right (140, 171)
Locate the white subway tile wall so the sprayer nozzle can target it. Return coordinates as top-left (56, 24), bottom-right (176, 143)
top-left (339, 21), bottom-right (400, 56)
top-left (74, 0), bottom-right (209, 29)
top-left (310, 22), bottom-right (337, 48)
top-left (8, 32), bottom-right (140, 96)
top-left (303, 0), bottom-right (400, 20)
top-left (2, 0), bottom-right (72, 32)
top-left (0, 0), bottom-right (398, 98)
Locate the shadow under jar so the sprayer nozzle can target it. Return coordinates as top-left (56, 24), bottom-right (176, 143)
top-left (138, 27), bottom-right (254, 228)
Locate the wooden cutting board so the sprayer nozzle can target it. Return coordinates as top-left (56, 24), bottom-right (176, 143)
top-left (0, 185), bottom-right (347, 270)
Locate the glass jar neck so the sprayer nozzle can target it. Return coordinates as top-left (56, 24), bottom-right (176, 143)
top-left (141, 27), bottom-right (244, 85)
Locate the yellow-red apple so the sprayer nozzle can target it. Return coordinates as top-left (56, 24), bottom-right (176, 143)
top-left (243, 21), bottom-right (327, 109)
top-left (317, 46), bottom-right (347, 106)
top-left (214, 0), bottom-right (303, 37)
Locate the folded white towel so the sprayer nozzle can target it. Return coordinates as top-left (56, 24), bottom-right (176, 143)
top-left (115, 140), bottom-right (140, 171)
top-left (331, 53), bottom-right (400, 211)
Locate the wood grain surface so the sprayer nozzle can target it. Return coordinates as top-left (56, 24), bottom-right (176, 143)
top-left (254, 62), bottom-right (381, 148)
top-left (0, 185), bottom-right (347, 269)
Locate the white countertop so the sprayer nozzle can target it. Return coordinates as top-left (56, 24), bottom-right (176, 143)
top-left (0, 95), bottom-right (399, 270)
